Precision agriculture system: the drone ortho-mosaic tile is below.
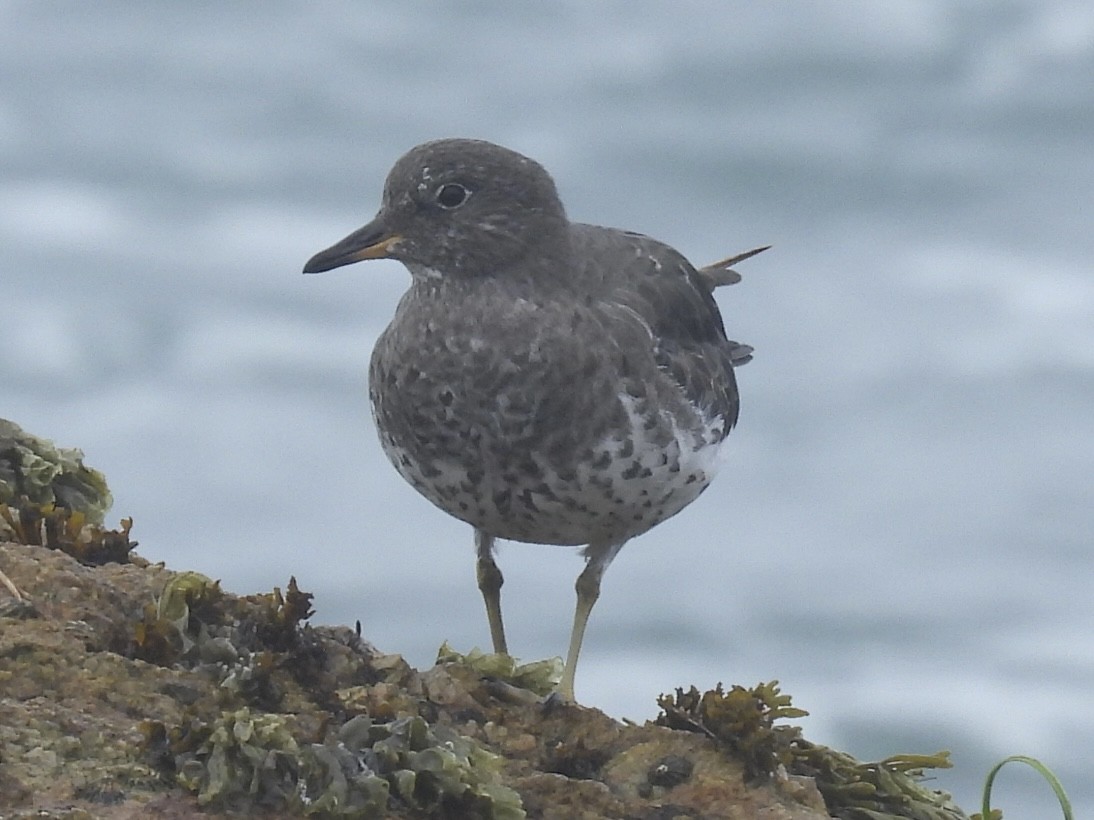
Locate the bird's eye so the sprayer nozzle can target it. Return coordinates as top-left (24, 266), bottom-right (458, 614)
top-left (435, 183), bottom-right (470, 209)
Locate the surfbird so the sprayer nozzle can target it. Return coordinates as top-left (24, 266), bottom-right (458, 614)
top-left (304, 138), bottom-right (764, 701)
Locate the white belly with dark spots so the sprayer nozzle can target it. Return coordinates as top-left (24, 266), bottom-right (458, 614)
top-left (377, 393), bottom-right (727, 546)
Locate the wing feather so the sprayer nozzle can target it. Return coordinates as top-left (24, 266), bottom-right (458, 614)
top-left (571, 226), bottom-right (759, 435)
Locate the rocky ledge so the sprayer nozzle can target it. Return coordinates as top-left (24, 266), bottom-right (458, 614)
top-left (0, 420), bottom-right (968, 819)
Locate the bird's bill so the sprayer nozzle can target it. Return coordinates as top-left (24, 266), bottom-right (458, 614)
top-left (302, 217), bottom-right (403, 273)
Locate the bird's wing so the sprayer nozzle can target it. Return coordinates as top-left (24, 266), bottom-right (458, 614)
top-left (572, 225), bottom-right (751, 433)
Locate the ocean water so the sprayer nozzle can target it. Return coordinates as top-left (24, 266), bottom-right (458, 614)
top-left (3, 2), bottom-right (1092, 815)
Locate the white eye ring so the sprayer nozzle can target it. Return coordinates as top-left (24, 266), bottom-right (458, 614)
top-left (435, 183), bottom-right (470, 209)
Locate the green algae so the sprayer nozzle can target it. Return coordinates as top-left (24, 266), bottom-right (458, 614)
top-left (324, 714), bottom-right (524, 819)
top-left (132, 572), bottom-right (224, 664)
top-left (436, 641), bottom-right (562, 696)
top-left (165, 708), bottom-right (303, 809)
top-left (147, 709), bottom-right (525, 818)
top-left (0, 419), bottom-right (112, 525)
top-left (134, 578), bottom-right (525, 817)
top-left (1, 419), bottom-right (133, 566)
top-left (131, 573), bottom-right (318, 674)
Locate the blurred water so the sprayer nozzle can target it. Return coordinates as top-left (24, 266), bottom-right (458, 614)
top-left (3, 2), bottom-right (1092, 815)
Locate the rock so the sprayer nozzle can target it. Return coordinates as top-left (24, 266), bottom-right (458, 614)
top-left (0, 539), bottom-right (971, 820)
top-left (0, 421), bottom-right (969, 819)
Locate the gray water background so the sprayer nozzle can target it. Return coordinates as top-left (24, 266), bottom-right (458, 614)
top-left (3, 2), bottom-right (1093, 815)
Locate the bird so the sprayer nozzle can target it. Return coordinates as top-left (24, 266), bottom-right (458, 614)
top-left (303, 138), bottom-right (764, 701)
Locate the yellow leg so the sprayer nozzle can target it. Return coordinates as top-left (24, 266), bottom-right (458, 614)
top-left (556, 540), bottom-right (626, 702)
top-left (475, 529), bottom-right (508, 655)
top-left (0, 568), bottom-right (24, 601)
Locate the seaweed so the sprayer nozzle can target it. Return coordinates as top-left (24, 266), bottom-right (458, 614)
top-left (1, 420), bottom-right (133, 565)
top-left (794, 744), bottom-right (963, 820)
top-left (144, 709), bottom-right (525, 818)
top-left (131, 572), bottom-right (224, 665)
top-left (0, 498), bottom-right (136, 564)
top-left (656, 681), bottom-right (807, 782)
top-left (243, 575), bottom-right (316, 652)
top-left (0, 418), bottom-right (113, 523)
top-left (656, 682), bottom-right (967, 819)
top-left (435, 642), bottom-right (562, 696)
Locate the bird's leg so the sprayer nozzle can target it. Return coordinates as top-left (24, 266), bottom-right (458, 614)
top-left (557, 539), bottom-right (627, 702)
top-left (474, 529), bottom-right (508, 655)
top-left (1, 567), bottom-right (24, 601)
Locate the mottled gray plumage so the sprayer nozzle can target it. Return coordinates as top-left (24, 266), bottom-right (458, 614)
top-left (304, 139), bottom-right (763, 700)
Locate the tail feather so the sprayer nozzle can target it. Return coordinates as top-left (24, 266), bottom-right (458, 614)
top-left (696, 245), bottom-right (770, 291)
top-left (698, 245), bottom-right (767, 367)
top-left (727, 342), bottom-right (754, 367)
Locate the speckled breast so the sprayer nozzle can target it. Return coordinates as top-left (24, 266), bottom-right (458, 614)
top-left (368, 307), bottom-right (727, 546)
